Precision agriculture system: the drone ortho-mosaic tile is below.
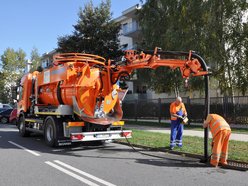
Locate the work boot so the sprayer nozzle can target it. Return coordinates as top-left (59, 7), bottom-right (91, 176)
top-left (209, 163), bottom-right (218, 168)
top-left (219, 162), bottom-right (228, 167)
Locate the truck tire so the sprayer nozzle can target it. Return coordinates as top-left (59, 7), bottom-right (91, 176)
top-left (44, 116), bottom-right (60, 147)
top-left (19, 116), bottom-right (30, 137)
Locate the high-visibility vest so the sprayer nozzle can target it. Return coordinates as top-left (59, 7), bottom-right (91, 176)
top-left (170, 101), bottom-right (187, 120)
top-left (208, 114), bottom-right (231, 137)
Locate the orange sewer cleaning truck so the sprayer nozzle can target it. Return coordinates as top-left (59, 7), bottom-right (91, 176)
top-left (15, 48), bottom-right (208, 147)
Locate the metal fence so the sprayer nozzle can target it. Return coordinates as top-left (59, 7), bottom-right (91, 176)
top-left (122, 96), bottom-right (248, 125)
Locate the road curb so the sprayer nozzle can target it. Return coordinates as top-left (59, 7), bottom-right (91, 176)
top-left (115, 141), bottom-right (248, 171)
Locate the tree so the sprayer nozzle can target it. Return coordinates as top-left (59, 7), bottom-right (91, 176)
top-left (236, 21), bottom-right (248, 95)
top-left (0, 48), bottom-right (26, 103)
top-left (203, 0), bottom-right (248, 96)
top-left (137, 0), bottom-right (206, 94)
top-left (29, 47), bottom-right (41, 72)
top-left (138, 0), bottom-right (248, 96)
top-left (57, 0), bottom-right (122, 59)
top-left (0, 72), bottom-right (6, 103)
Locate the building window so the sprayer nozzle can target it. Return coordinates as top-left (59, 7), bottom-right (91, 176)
top-left (122, 23), bottom-right (128, 34)
top-left (122, 43), bottom-right (128, 51)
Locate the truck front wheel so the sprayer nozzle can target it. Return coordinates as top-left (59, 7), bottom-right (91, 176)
top-left (19, 116), bottom-right (30, 137)
top-left (44, 116), bottom-right (59, 147)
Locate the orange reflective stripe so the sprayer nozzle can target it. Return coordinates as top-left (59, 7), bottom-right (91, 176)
top-left (209, 116), bottom-right (230, 136)
top-left (171, 117), bottom-right (177, 120)
top-left (211, 119), bottom-right (223, 128)
top-left (220, 155), bottom-right (227, 159)
top-left (68, 122), bottom-right (85, 127)
top-left (211, 153), bottom-right (221, 161)
top-left (209, 119), bottom-right (221, 135)
top-left (211, 153), bottom-right (220, 157)
top-left (211, 156), bottom-right (219, 160)
top-left (220, 152), bottom-right (228, 157)
top-left (212, 125), bottom-right (229, 136)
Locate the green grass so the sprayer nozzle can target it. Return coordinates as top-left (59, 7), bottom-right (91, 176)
top-left (119, 129), bottom-right (248, 162)
top-left (124, 120), bottom-right (248, 134)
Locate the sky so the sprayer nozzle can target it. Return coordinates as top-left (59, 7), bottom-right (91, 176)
top-left (0, 0), bottom-right (140, 59)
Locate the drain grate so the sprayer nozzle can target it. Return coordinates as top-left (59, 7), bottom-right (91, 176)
top-left (227, 160), bottom-right (248, 170)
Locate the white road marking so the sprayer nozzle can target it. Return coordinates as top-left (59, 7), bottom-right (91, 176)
top-left (54, 160), bottom-right (116, 186)
top-left (0, 128), bottom-right (18, 132)
top-left (8, 141), bottom-right (41, 156)
top-left (45, 161), bottom-right (99, 186)
top-left (51, 149), bottom-right (65, 152)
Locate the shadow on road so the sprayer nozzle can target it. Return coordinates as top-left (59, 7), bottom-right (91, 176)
top-left (135, 158), bottom-right (207, 168)
top-left (0, 124), bottom-right (212, 169)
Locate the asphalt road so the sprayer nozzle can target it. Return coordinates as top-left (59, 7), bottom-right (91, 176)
top-left (0, 124), bottom-right (247, 186)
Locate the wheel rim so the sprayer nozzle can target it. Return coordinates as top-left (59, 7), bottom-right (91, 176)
top-left (1, 117), bottom-right (7, 123)
top-left (46, 124), bottom-right (53, 142)
top-left (19, 120), bottom-right (24, 131)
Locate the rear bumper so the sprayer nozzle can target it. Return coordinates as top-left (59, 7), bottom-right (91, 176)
top-left (70, 130), bottom-right (132, 142)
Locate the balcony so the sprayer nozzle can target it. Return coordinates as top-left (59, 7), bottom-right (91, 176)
top-left (122, 21), bottom-right (140, 39)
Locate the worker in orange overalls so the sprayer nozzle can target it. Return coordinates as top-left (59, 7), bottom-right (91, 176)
top-left (169, 97), bottom-right (187, 150)
top-left (203, 114), bottom-right (231, 167)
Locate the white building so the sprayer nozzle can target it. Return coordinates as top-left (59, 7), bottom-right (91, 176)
top-left (114, 5), bottom-right (174, 100)
top-left (114, 5), bottom-right (152, 100)
top-left (114, 5), bottom-right (141, 51)
top-left (40, 50), bottom-right (57, 69)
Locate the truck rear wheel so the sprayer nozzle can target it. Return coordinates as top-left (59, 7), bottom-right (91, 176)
top-left (44, 116), bottom-right (59, 147)
top-left (19, 116), bottom-right (30, 137)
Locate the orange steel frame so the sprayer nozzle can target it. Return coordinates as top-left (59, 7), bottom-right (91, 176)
top-left (17, 47), bottom-right (208, 125)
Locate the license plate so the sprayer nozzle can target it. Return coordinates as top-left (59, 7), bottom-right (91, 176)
top-left (95, 134), bottom-right (110, 138)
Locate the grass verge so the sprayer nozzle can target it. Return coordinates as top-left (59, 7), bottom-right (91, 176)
top-left (118, 129), bottom-right (248, 162)
top-left (124, 120), bottom-right (248, 134)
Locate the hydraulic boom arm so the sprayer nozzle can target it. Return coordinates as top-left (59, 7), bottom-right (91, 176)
top-left (110, 47), bottom-right (208, 84)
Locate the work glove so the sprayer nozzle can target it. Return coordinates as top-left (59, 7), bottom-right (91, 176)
top-left (178, 116), bottom-right (184, 123)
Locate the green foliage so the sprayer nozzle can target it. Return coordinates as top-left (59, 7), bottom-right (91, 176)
top-left (139, 68), bottom-right (184, 94)
top-left (203, 0), bottom-right (248, 96)
top-left (138, 0), bottom-right (248, 95)
top-left (29, 47), bottom-right (41, 72)
top-left (136, 0), bottom-right (207, 94)
top-left (0, 72), bottom-right (6, 103)
top-left (1, 48), bottom-right (26, 73)
top-left (57, 0), bottom-right (122, 59)
top-left (0, 48), bottom-right (26, 103)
